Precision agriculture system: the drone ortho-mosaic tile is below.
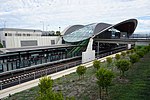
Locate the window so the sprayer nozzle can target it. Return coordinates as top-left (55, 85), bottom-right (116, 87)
top-left (5, 33), bottom-right (7, 36)
top-left (21, 40), bottom-right (37, 47)
top-left (51, 40), bottom-right (55, 45)
top-left (8, 33), bottom-right (12, 36)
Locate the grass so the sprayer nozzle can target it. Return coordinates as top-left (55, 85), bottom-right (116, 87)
top-left (2, 52), bottom-right (150, 100)
top-left (110, 52), bottom-right (150, 100)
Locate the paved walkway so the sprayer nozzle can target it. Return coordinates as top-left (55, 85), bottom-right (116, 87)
top-left (0, 52), bottom-right (121, 99)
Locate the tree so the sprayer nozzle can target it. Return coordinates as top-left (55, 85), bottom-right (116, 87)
top-left (93, 60), bottom-right (101, 70)
top-left (38, 76), bottom-right (53, 94)
top-left (131, 49), bottom-right (134, 53)
top-left (136, 50), bottom-right (144, 58)
top-left (126, 50), bottom-right (130, 55)
top-left (129, 54), bottom-right (139, 64)
top-left (37, 76), bottom-right (71, 100)
top-left (96, 68), bottom-right (114, 99)
top-left (56, 31), bottom-right (61, 36)
top-left (115, 59), bottom-right (130, 77)
top-left (76, 65), bottom-right (87, 79)
top-left (115, 54), bottom-right (121, 60)
top-left (37, 89), bottom-right (64, 100)
top-left (121, 51), bottom-right (126, 58)
top-left (106, 57), bottom-right (112, 67)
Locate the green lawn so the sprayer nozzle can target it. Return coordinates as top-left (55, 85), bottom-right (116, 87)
top-left (3, 52), bottom-right (150, 100)
top-left (110, 52), bottom-right (150, 100)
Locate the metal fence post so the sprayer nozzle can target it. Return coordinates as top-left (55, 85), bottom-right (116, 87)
top-left (34, 72), bottom-right (35, 79)
top-left (45, 69), bottom-right (47, 75)
top-left (18, 77), bottom-right (20, 84)
top-left (0, 81), bottom-right (2, 90)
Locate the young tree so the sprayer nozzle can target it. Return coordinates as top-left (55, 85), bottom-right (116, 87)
top-left (121, 51), bottom-right (126, 58)
top-left (76, 65), bottom-right (87, 79)
top-left (115, 59), bottom-right (130, 77)
top-left (37, 76), bottom-right (65, 100)
top-left (126, 50), bottom-right (130, 55)
top-left (115, 54), bottom-right (120, 60)
top-left (136, 50), bottom-right (144, 58)
top-left (106, 57), bottom-right (112, 67)
top-left (129, 54), bottom-right (139, 64)
top-left (93, 60), bottom-right (101, 70)
top-left (96, 68), bottom-right (114, 99)
top-left (38, 76), bottom-right (53, 94)
top-left (131, 49), bottom-right (134, 53)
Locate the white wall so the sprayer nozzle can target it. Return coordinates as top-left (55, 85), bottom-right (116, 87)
top-left (82, 38), bottom-right (95, 63)
top-left (4, 36), bottom-right (61, 48)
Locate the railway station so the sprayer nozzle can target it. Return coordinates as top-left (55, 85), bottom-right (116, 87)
top-left (0, 19), bottom-right (138, 90)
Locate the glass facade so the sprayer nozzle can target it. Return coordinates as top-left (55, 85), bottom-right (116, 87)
top-left (63, 23), bottom-right (97, 42)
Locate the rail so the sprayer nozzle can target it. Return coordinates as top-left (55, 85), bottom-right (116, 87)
top-left (0, 60), bottom-right (81, 90)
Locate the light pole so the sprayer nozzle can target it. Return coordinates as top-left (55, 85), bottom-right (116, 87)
top-left (59, 27), bottom-right (61, 32)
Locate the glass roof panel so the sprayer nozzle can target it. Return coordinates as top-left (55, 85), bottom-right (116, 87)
top-left (63, 23), bottom-right (97, 42)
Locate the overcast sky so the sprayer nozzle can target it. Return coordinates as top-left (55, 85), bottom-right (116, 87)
top-left (0, 0), bottom-right (150, 33)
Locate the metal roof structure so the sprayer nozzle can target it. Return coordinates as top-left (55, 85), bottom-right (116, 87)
top-left (0, 44), bottom-right (75, 54)
top-left (63, 19), bottom-right (138, 42)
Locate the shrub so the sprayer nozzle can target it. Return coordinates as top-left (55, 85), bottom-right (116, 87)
top-left (126, 50), bottom-right (130, 55)
top-left (76, 65), bottom-right (87, 79)
top-left (115, 54), bottom-right (120, 60)
top-left (121, 51), bottom-right (126, 57)
top-left (38, 76), bottom-right (53, 94)
top-left (131, 49), bottom-right (134, 53)
top-left (136, 50), bottom-right (144, 58)
top-left (115, 59), bottom-right (131, 77)
top-left (106, 57), bottom-right (112, 67)
top-left (137, 46), bottom-right (143, 49)
top-left (96, 68), bottom-right (114, 99)
top-left (93, 60), bottom-right (101, 70)
top-left (129, 54), bottom-right (139, 64)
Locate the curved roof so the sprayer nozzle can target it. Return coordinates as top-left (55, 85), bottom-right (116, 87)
top-left (61, 25), bottom-right (84, 35)
top-left (63, 19), bottom-right (138, 42)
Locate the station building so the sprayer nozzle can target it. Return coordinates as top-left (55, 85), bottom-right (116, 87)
top-left (0, 19), bottom-right (137, 73)
top-left (0, 28), bottom-right (61, 48)
top-left (62, 19), bottom-right (137, 63)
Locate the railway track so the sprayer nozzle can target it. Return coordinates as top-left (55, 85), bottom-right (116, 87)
top-left (0, 45), bottom-right (131, 90)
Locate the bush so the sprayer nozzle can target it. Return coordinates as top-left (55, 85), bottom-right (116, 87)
top-left (76, 65), bottom-right (87, 79)
top-left (129, 54), bottom-right (139, 64)
top-left (142, 46), bottom-right (149, 53)
top-left (115, 59), bottom-right (130, 77)
top-left (106, 57), bottom-right (112, 67)
top-left (38, 76), bottom-right (53, 94)
top-left (93, 60), bottom-right (101, 70)
top-left (136, 50), bottom-right (144, 58)
top-left (115, 54), bottom-right (120, 60)
top-left (96, 68), bottom-right (114, 99)
top-left (131, 49), bottom-right (134, 53)
top-left (136, 46), bottom-right (143, 50)
top-left (121, 51), bottom-right (126, 57)
top-left (126, 50), bottom-right (130, 55)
